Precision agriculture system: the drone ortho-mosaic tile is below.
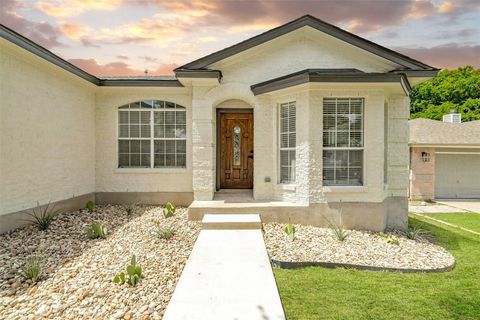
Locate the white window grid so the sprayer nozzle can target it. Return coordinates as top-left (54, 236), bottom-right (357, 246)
top-left (323, 98), bottom-right (364, 186)
top-left (279, 101), bottom-right (296, 184)
top-left (118, 100), bottom-right (186, 168)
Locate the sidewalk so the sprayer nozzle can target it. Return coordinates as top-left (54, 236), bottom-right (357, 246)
top-left (163, 214), bottom-right (285, 320)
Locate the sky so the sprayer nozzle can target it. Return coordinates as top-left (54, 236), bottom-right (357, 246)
top-left (1, 0), bottom-right (479, 77)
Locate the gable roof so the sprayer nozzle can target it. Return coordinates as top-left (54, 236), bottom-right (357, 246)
top-left (409, 118), bottom-right (480, 146)
top-left (177, 15), bottom-right (438, 71)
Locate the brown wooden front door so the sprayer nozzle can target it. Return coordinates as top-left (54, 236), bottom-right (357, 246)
top-left (220, 112), bottom-right (253, 189)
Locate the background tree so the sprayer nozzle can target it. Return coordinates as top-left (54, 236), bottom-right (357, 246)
top-left (410, 66), bottom-right (480, 122)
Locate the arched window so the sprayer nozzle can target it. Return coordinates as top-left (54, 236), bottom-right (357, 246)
top-left (118, 100), bottom-right (186, 168)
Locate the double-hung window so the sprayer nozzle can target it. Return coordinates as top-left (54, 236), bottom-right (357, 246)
top-left (118, 100), bottom-right (186, 168)
top-left (323, 98), bottom-right (364, 186)
top-left (279, 101), bottom-right (296, 183)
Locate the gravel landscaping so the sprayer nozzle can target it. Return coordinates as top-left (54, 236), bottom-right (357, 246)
top-left (264, 223), bottom-right (455, 271)
top-left (0, 205), bottom-right (200, 319)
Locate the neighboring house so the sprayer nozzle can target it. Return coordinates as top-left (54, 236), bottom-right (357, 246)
top-left (409, 117), bottom-right (480, 200)
top-left (0, 15), bottom-right (438, 233)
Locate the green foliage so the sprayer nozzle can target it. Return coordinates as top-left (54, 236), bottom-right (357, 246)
top-left (283, 224), bottom-right (296, 241)
top-left (85, 200), bottom-right (95, 213)
top-left (86, 222), bottom-right (108, 239)
top-left (379, 232), bottom-right (400, 245)
top-left (155, 226), bottom-right (175, 240)
top-left (400, 225), bottom-right (433, 241)
top-left (114, 255), bottom-right (142, 286)
top-left (21, 248), bottom-right (44, 282)
top-left (328, 222), bottom-right (350, 242)
top-left (163, 202), bottom-right (176, 219)
top-left (123, 203), bottom-right (136, 216)
top-left (410, 66), bottom-right (480, 121)
top-left (23, 202), bottom-right (60, 231)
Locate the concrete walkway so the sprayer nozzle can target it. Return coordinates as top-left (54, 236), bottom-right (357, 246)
top-left (436, 199), bottom-right (480, 213)
top-left (163, 214), bottom-right (286, 320)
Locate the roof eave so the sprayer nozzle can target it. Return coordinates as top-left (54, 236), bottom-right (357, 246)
top-left (251, 70), bottom-right (412, 96)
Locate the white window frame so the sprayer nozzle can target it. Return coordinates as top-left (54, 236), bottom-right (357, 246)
top-left (322, 97), bottom-right (364, 186)
top-left (118, 100), bottom-right (187, 169)
top-left (278, 101), bottom-right (296, 184)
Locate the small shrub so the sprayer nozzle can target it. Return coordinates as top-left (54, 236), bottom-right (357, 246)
top-left (329, 223), bottom-right (350, 241)
top-left (86, 222), bottom-right (107, 239)
top-left (379, 232), bottom-right (400, 245)
top-left (156, 226), bottom-right (175, 240)
top-left (114, 255), bottom-right (142, 286)
top-left (163, 202), bottom-right (176, 219)
top-left (123, 203), bottom-right (136, 216)
top-left (21, 249), bottom-right (44, 282)
top-left (323, 215), bottom-right (350, 241)
top-left (283, 224), bottom-right (296, 241)
top-left (85, 200), bottom-right (95, 213)
top-left (23, 202), bottom-right (61, 231)
top-left (401, 226), bottom-right (433, 241)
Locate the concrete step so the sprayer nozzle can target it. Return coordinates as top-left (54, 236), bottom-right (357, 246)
top-left (202, 213), bottom-right (261, 230)
top-left (188, 200), bottom-right (306, 222)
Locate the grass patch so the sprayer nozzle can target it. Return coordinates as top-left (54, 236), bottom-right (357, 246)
top-left (274, 215), bottom-right (480, 320)
top-left (422, 212), bottom-right (480, 233)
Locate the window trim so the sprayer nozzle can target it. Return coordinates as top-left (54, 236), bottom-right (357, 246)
top-left (322, 97), bottom-right (365, 186)
top-left (278, 101), bottom-right (296, 184)
top-left (117, 101), bottom-right (187, 169)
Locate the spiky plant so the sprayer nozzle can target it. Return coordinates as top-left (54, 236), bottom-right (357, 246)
top-left (23, 202), bottom-right (61, 231)
top-left (85, 200), bottom-right (95, 213)
top-left (21, 249), bottom-right (44, 282)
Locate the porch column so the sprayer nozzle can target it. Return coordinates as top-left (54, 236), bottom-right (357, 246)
top-left (192, 86), bottom-right (216, 200)
top-left (295, 91), bottom-right (311, 205)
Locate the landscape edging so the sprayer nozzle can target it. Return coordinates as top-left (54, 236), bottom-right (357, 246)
top-left (271, 258), bottom-right (456, 273)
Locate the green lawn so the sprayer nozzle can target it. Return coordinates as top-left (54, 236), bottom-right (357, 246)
top-left (421, 212), bottom-right (480, 233)
top-left (274, 215), bottom-right (480, 320)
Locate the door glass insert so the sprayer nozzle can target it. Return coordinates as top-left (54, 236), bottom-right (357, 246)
top-left (233, 126), bottom-right (241, 166)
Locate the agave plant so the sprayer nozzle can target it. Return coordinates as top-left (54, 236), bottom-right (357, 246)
top-left (23, 202), bottom-right (61, 231)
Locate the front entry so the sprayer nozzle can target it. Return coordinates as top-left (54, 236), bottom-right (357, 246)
top-left (219, 112), bottom-right (254, 189)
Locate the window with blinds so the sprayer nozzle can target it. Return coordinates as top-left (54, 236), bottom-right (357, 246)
top-left (279, 101), bottom-right (296, 183)
top-left (323, 97), bottom-right (364, 186)
top-left (118, 100), bottom-right (186, 168)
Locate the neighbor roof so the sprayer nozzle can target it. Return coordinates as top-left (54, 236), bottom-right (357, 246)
top-left (409, 118), bottom-right (480, 146)
top-left (177, 15), bottom-right (438, 72)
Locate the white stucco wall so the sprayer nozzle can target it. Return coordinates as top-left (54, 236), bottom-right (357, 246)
top-left (94, 87), bottom-right (193, 193)
top-left (0, 39), bottom-right (96, 215)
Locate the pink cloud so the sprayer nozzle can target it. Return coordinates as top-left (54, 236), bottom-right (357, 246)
top-left (0, 0), bottom-right (63, 48)
top-left (68, 58), bottom-right (178, 76)
top-left (397, 44), bottom-right (480, 69)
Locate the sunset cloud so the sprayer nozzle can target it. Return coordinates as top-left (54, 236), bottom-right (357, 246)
top-left (37, 0), bottom-right (122, 18)
top-left (1, 0), bottom-right (479, 75)
top-left (68, 58), bottom-right (178, 76)
top-left (0, 0), bottom-right (63, 48)
top-left (397, 44), bottom-right (480, 69)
